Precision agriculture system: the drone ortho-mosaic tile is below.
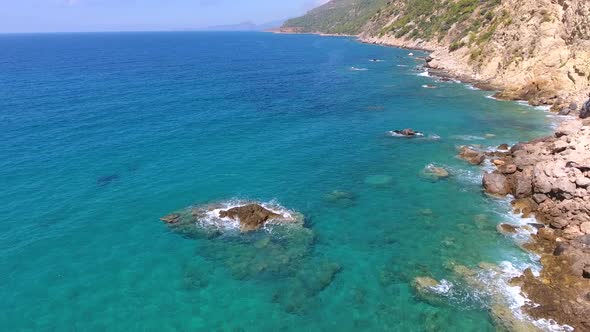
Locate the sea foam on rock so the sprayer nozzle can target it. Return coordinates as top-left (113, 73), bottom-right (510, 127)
top-left (388, 128), bottom-right (424, 137)
top-left (421, 164), bottom-right (450, 180)
top-left (162, 200), bottom-right (304, 235)
top-left (161, 200), bottom-right (315, 281)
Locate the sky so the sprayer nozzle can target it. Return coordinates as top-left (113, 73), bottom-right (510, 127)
top-left (0, 0), bottom-right (330, 33)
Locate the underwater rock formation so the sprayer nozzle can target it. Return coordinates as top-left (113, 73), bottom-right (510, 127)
top-left (160, 200), bottom-right (314, 281)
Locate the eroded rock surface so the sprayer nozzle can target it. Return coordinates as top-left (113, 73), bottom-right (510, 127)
top-left (218, 204), bottom-right (281, 232)
top-left (482, 120), bottom-right (590, 236)
top-left (458, 146), bottom-right (486, 165)
top-left (478, 119), bottom-right (590, 330)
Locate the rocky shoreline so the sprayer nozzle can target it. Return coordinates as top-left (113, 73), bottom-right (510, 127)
top-left (274, 30), bottom-right (590, 330)
top-left (358, 34), bottom-right (590, 113)
top-left (476, 119), bottom-right (590, 330)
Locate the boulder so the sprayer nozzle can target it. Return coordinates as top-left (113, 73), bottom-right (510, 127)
top-left (498, 223), bottom-right (519, 234)
top-left (580, 95), bottom-right (590, 119)
top-left (556, 120), bottom-right (583, 137)
top-left (219, 204), bottom-right (280, 231)
top-left (493, 159), bottom-right (506, 166)
top-left (576, 176), bottom-right (590, 188)
top-left (537, 228), bottom-right (556, 241)
top-left (513, 167), bottom-right (534, 198)
top-left (510, 143), bottom-right (525, 154)
top-left (581, 222), bottom-right (590, 235)
top-left (423, 165), bottom-right (450, 179)
top-left (498, 144), bottom-right (509, 151)
top-left (458, 146), bottom-right (486, 165)
top-left (552, 140), bottom-right (569, 154)
top-left (160, 213), bottom-right (181, 224)
top-left (498, 164), bottom-right (517, 174)
top-left (412, 276), bottom-right (441, 301)
top-left (553, 243), bottom-right (569, 256)
top-left (483, 172), bottom-right (511, 196)
top-left (512, 198), bottom-right (537, 218)
top-left (391, 128), bottom-right (424, 137)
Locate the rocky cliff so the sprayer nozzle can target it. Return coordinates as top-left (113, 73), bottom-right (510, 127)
top-left (283, 0), bottom-right (590, 110)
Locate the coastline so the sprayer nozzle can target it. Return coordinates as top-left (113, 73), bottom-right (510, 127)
top-left (378, 37), bottom-right (590, 330)
top-left (274, 30), bottom-right (590, 330)
top-left (366, 34), bottom-right (590, 330)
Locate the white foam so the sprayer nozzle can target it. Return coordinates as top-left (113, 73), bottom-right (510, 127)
top-left (492, 262), bottom-right (574, 332)
top-left (417, 70), bottom-right (430, 77)
top-left (466, 84), bottom-right (480, 90)
top-left (387, 131), bottom-right (425, 137)
top-left (350, 66), bottom-right (368, 71)
top-left (446, 166), bottom-right (483, 185)
top-left (431, 279), bottom-right (453, 295)
top-left (194, 199), bottom-right (297, 232)
top-left (475, 197), bottom-right (576, 332)
top-left (396, 64), bottom-right (408, 67)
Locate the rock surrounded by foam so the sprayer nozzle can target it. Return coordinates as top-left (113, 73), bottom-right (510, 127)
top-left (162, 201), bottom-right (305, 237)
top-left (389, 128), bottom-right (424, 138)
top-left (217, 204), bottom-right (281, 232)
top-left (422, 164), bottom-right (450, 180)
top-left (161, 201), bottom-right (313, 281)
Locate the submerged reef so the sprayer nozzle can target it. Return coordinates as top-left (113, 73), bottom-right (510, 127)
top-left (160, 200), bottom-right (346, 308)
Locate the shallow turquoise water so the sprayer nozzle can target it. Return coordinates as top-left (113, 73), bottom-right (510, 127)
top-left (0, 32), bottom-right (555, 331)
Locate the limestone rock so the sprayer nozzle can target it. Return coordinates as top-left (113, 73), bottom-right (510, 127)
top-left (483, 172), bottom-right (512, 196)
top-left (458, 146), bottom-right (485, 165)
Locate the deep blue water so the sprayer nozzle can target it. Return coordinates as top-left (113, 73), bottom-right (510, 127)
top-left (0, 32), bottom-right (554, 331)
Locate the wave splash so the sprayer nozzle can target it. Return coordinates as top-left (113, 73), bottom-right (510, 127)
top-left (162, 199), bottom-right (305, 237)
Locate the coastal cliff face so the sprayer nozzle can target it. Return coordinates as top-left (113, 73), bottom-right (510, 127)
top-left (283, 0), bottom-right (590, 108)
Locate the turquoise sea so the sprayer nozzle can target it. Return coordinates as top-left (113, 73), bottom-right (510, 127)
top-left (0, 32), bottom-right (555, 331)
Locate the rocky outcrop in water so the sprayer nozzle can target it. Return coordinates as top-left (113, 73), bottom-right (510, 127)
top-left (161, 201), bottom-right (315, 283)
top-left (161, 201), bottom-right (304, 235)
top-left (422, 164), bottom-right (450, 180)
top-left (390, 128), bottom-right (424, 137)
top-left (457, 146), bottom-right (486, 165)
top-left (218, 204), bottom-right (281, 232)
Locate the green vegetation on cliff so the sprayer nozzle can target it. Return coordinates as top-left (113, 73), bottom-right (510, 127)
top-left (282, 0), bottom-right (388, 35)
top-left (377, 0), bottom-right (501, 39)
top-left (283, 0), bottom-right (503, 55)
